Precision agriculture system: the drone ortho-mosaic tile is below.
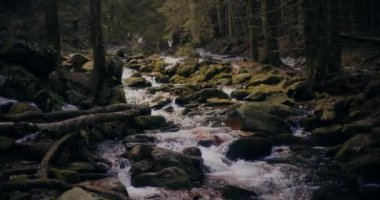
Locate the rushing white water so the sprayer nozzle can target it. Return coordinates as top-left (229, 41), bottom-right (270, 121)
top-left (101, 55), bottom-right (316, 200)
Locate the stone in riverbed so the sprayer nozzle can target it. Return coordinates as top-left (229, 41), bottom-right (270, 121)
top-left (197, 88), bottom-right (229, 102)
top-left (123, 76), bottom-right (152, 88)
top-left (58, 187), bottom-right (95, 200)
top-left (221, 185), bottom-right (258, 200)
top-left (226, 137), bottom-right (273, 161)
top-left (182, 147), bottom-right (202, 157)
top-left (335, 134), bottom-right (371, 160)
top-left (343, 151), bottom-right (380, 180)
top-left (78, 177), bottom-right (128, 195)
top-left (311, 124), bottom-right (346, 146)
top-left (50, 169), bottom-right (80, 183)
top-left (206, 98), bottom-right (234, 106)
top-left (226, 102), bottom-right (294, 135)
top-left (0, 136), bottom-right (14, 152)
top-left (132, 167), bottom-right (192, 189)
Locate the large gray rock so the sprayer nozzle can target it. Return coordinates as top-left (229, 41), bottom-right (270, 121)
top-left (132, 167), bottom-right (192, 189)
top-left (58, 187), bottom-right (95, 200)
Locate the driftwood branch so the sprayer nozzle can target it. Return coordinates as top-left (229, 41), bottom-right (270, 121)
top-left (38, 132), bottom-right (78, 179)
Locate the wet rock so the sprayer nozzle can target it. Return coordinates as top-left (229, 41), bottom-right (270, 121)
top-left (266, 93), bottom-right (295, 107)
top-left (197, 88), bottom-right (229, 102)
top-left (248, 71), bottom-right (282, 87)
top-left (206, 98), bottom-right (234, 106)
top-left (182, 147), bottom-right (202, 157)
top-left (50, 169), bottom-right (80, 183)
top-left (131, 115), bottom-right (167, 130)
top-left (226, 137), bottom-right (273, 161)
top-left (221, 185), bottom-right (258, 200)
top-left (0, 43), bottom-right (58, 77)
top-left (311, 124), bottom-right (345, 146)
top-left (150, 147), bottom-right (204, 185)
top-left (132, 167), bottom-right (192, 189)
top-left (154, 74), bottom-right (170, 83)
top-left (335, 134), bottom-right (370, 160)
top-left (176, 58), bottom-right (199, 77)
top-left (226, 102), bottom-right (295, 135)
top-left (79, 177), bottom-right (128, 195)
top-left (125, 145), bottom-right (153, 162)
top-left (124, 134), bottom-right (156, 145)
top-left (130, 160), bottom-right (154, 176)
top-left (108, 86), bottom-right (127, 104)
top-left (58, 187), bottom-right (95, 200)
top-left (231, 89), bottom-right (251, 100)
top-left (64, 53), bottom-right (90, 70)
top-left (175, 93), bottom-right (199, 106)
top-left (344, 152), bottom-right (380, 180)
top-left (286, 81), bottom-right (314, 101)
top-left (8, 102), bottom-right (40, 114)
top-left (124, 76), bottom-right (152, 88)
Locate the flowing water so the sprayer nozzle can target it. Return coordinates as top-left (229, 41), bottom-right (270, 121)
top-left (98, 53), bottom-right (317, 200)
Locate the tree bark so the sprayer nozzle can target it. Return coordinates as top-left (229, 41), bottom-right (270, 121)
top-left (90, 0), bottom-right (106, 101)
top-left (261, 0), bottom-right (280, 65)
top-left (43, 0), bottom-right (61, 54)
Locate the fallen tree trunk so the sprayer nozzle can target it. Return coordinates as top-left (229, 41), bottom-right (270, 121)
top-left (0, 109), bottom-right (139, 137)
top-left (0, 103), bottom-right (136, 122)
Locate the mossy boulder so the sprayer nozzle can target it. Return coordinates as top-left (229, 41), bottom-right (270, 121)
top-left (176, 58), bottom-right (199, 77)
top-left (344, 152), bottom-right (380, 180)
top-left (222, 185), bottom-right (258, 200)
top-left (248, 71), bottom-right (282, 87)
top-left (182, 147), bottom-right (202, 157)
top-left (50, 169), bottom-right (80, 183)
top-left (335, 134), bottom-right (371, 160)
top-left (67, 162), bottom-right (97, 174)
top-left (311, 125), bottom-right (346, 146)
top-left (124, 76), bottom-right (152, 88)
top-left (206, 98), bottom-right (234, 106)
top-left (131, 115), bottom-right (167, 130)
top-left (79, 177), bottom-right (128, 194)
top-left (64, 53), bottom-right (91, 70)
top-left (286, 81), bottom-right (314, 101)
top-left (364, 79), bottom-right (380, 98)
top-left (266, 93), bottom-right (295, 107)
top-left (244, 92), bottom-right (267, 102)
top-left (342, 119), bottom-right (373, 137)
top-left (108, 86), bottom-right (127, 104)
top-left (226, 102), bottom-right (300, 135)
top-left (197, 88), bottom-right (229, 102)
top-left (132, 167), bottom-right (192, 189)
top-left (8, 102), bottom-right (40, 114)
top-left (232, 73), bottom-right (252, 84)
top-left (226, 137), bottom-right (273, 161)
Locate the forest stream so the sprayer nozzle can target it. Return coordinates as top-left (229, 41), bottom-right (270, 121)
top-left (96, 51), bottom-right (322, 200)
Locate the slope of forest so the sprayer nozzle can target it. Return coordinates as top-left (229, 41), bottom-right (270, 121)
top-left (0, 0), bottom-right (379, 200)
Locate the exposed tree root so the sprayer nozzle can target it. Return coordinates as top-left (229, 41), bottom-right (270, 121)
top-left (38, 132), bottom-right (78, 179)
top-left (0, 179), bottom-right (72, 192)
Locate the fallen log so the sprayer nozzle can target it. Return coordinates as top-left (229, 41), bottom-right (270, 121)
top-left (0, 103), bottom-right (136, 122)
top-left (0, 109), bottom-right (139, 137)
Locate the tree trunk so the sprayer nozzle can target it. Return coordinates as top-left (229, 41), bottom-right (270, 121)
top-left (43, 0), bottom-right (61, 54)
top-left (305, 0), bottom-right (341, 88)
top-left (261, 0), bottom-right (280, 65)
top-left (327, 0), bottom-right (342, 70)
top-left (227, 0), bottom-right (234, 37)
top-left (90, 0), bottom-right (106, 101)
top-left (216, 0), bottom-right (224, 37)
top-left (246, 0), bottom-right (258, 61)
